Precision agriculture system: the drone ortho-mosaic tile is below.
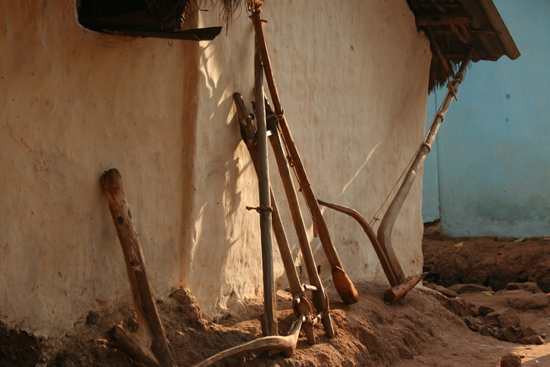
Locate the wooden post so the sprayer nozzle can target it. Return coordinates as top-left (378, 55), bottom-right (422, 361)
top-left (266, 105), bottom-right (335, 338)
top-left (234, 92), bottom-right (318, 344)
top-left (255, 46), bottom-right (277, 338)
top-left (101, 169), bottom-right (176, 367)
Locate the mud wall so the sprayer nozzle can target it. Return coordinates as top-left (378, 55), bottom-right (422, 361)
top-left (0, 0), bottom-right (430, 337)
top-left (422, 0), bottom-right (550, 237)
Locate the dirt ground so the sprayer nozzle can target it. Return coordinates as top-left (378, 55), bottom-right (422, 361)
top-left (1, 223), bottom-right (549, 367)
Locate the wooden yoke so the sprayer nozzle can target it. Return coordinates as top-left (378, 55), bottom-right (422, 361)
top-left (249, 0), bottom-right (358, 305)
top-left (101, 169), bottom-right (176, 367)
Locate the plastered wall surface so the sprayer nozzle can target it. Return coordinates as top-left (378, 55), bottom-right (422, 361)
top-left (1, 0), bottom-right (430, 337)
top-left (0, 1), bottom-right (196, 336)
top-left (422, 0), bottom-right (550, 237)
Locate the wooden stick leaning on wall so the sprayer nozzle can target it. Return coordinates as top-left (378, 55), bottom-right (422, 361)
top-left (249, 0), bottom-right (359, 305)
top-left (376, 47), bottom-right (474, 287)
top-left (254, 43), bottom-right (278, 338)
top-left (234, 92), bottom-right (317, 344)
top-left (266, 102), bottom-right (335, 338)
top-left (100, 169), bottom-right (177, 367)
top-left (192, 95), bottom-right (313, 366)
top-left (315, 49), bottom-right (474, 303)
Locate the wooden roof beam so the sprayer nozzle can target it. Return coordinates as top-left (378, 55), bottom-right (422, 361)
top-left (417, 14), bottom-right (471, 27)
top-left (426, 27), bottom-right (452, 76)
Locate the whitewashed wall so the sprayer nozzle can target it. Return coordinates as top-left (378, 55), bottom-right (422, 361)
top-left (0, 0), bottom-right (430, 337)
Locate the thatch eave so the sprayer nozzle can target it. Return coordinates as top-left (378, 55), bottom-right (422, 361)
top-left (407, 0), bottom-right (520, 91)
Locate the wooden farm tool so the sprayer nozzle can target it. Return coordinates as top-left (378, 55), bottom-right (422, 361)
top-left (253, 46), bottom-right (277, 338)
top-left (265, 100), bottom-right (335, 338)
top-left (195, 93), bottom-right (323, 366)
top-left (249, 0), bottom-right (358, 304)
top-left (234, 92), bottom-right (335, 343)
top-left (377, 47), bottom-right (473, 290)
top-left (318, 199), bottom-right (426, 302)
top-left (101, 169), bottom-right (176, 367)
top-left (317, 48), bottom-right (473, 303)
top-left (192, 316), bottom-right (305, 367)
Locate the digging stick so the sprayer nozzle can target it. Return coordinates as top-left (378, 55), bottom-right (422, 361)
top-left (233, 92), bottom-right (316, 344)
top-left (377, 48), bottom-right (474, 285)
top-left (250, 2), bottom-right (358, 304)
top-left (266, 104), bottom-right (335, 338)
top-left (192, 316), bottom-right (304, 367)
top-left (100, 169), bottom-right (176, 367)
top-left (255, 45), bottom-right (277, 338)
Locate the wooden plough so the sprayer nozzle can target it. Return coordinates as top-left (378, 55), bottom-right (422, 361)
top-left (319, 47), bottom-right (474, 303)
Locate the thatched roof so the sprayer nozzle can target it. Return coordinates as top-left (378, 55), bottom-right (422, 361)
top-left (407, 0), bottom-right (520, 91)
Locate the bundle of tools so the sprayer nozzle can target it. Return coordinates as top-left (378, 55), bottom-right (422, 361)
top-left (193, 2), bottom-right (476, 364)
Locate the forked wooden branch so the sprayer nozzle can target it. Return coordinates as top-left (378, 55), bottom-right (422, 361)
top-left (101, 169), bottom-right (176, 367)
top-left (192, 317), bottom-right (304, 367)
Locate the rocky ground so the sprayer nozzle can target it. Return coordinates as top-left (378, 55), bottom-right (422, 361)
top-left (1, 223), bottom-right (549, 367)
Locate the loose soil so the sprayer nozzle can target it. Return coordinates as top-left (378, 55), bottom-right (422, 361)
top-left (1, 223), bottom-right (549, 367)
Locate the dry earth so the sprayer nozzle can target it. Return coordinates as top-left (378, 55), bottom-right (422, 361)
top-left (1, 223), bottom-right (549, 367)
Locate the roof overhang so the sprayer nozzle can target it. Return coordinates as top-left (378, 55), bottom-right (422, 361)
top-left (407, 0), bottom-right (520, 91)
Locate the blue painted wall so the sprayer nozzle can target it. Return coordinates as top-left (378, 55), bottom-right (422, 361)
top-left (422, 0), bottom-right (550, 237)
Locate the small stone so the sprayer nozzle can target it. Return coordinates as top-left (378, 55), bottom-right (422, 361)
top-left (500, 353), bottom-right (522, 367)
top-left (462, 316), bottom-right (483, 331)
top-left (506, 282), bottom-right (543, 294)
top-left (435, 285), bottom-right (458, 298)
top-left (495, 328), bottom-right (506, 341)
top-left (499, 308), bottom-right (521, 328)
top-left (484, 311), bottom-right (502, 326)
top-left (503, 327), bottom-right (519, 343)
top-left (508, 293), bottom-right (549, 310)
top-left (478, 305), bottom-right (495, 316)
top-left (519, 326), bottom-right (539, 338)
top-left (520, 335), bottom-right (545, 345)
top-left (448, 284), bottom-right (491, 294)
top-left (480, 326), bottom-right (494, 337)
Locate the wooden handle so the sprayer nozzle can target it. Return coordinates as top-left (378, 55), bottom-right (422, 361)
top-left (317, 199), bottom-right (401, 287)
top-left (101, 169), bottom-right (176, 367)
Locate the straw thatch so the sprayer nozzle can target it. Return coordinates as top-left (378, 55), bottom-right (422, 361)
top-left (406, 0), bottom-right (519, 92)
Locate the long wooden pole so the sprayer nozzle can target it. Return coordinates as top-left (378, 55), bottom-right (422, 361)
top-left (233, 92), bottom-right (316, 344)
top-left (377, 49), bottom-right (474, 284)
top-left (250, 2), bottom-right (358, 305)
top-left (266, 107), bottom-right (335, 338)
top-left (255, 47), bottom-right (277, 337)
top-left (101, 169), bottom-right (176, 367)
